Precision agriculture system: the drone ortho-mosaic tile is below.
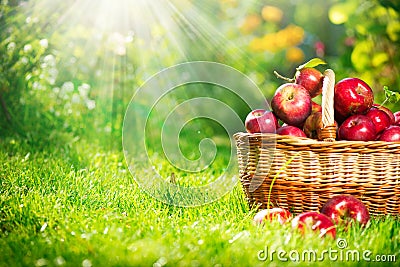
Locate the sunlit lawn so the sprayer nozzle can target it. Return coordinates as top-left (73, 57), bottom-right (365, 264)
top-left (1, 137), bottom-right (399, 267)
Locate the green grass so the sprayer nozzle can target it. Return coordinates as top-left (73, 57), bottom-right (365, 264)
top-left (1, 137), bottom-right (399, 267)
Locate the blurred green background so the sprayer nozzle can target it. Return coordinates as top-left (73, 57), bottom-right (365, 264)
top-left (1, 0), bottom-right (399, 149)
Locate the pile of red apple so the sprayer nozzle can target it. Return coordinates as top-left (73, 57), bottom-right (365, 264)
top-left (253, 194), bottom-right (370, 238)
top-left (245, 59), bottom-right (400, 142)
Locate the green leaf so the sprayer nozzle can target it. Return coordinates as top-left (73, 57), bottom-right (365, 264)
top-left (296, 58), bottom-right (327, 71)
top-left (383, 86), bottom-right (400, 103)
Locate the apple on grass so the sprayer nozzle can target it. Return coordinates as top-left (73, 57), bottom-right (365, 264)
top-left (320, 195), bottom-right (370, 227)
top-left (276, 125), bottom-right (307, 138)
top-left (338, 115), bottom-right (377, 141)
top-left (253, 208), bottom-right (292, 225)
top-left (365, 108), bottom-right (391, 134)
top-left (245, 109), bottom-right (279, 134)
top-left (271, 83), bottom-right (312, 127)
top-left (378, 125), bottom-right (400, 142)
top-left (334, 78), bottom-right (374, 118)
top-left (291, 211), bottom-right (336, 238)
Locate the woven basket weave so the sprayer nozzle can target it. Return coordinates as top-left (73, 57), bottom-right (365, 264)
top-left (234, 69), bottom-right (400, 216)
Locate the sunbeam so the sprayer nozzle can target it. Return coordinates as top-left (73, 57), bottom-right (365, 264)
top-left (5, 0), bottom-right (261, 138)
top-left (20, 0), bottom-right (253, 77)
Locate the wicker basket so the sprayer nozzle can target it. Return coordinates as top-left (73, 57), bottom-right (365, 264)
top-left (234, 69), bottom-right (400, 216)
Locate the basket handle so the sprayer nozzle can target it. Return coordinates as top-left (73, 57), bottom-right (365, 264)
top-left (320, 69), bottom-right (336, 142)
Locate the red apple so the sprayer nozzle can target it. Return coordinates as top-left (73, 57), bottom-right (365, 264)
top-left (321, 194), bottom-right (370, 227)
top-left (276, 125), bottom-right (307, 138)
top-left (303, 112), bottom-right (337, 140)
top-left (253, 208), bottom-right (292, 225)
top-left (378, 125), bottom-right (400, 142)
top-left (245, 109), bottom-right (279, 134)
top-left (311, 101), bottom-right (322, 114)
top-left (334, 78), bottom-right (374, 118)
top-left (295, 68), bottom-right (323, 98)
top-left (271, 83), bottom-right (312, 127)
top-left (372, 104), bottom-right (395, 124)
top-left (303, 112), bottom-right (323, 140)
top-left (394, 111), bottom-right (400, 125)
top-left (365, 108), bottom-right (391, 134)
top-left (338, 115), bottom-right (377, 141)
top-left (291, 211), bottom-right (336, 238)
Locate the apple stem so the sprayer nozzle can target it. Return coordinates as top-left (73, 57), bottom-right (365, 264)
top-left (378, 99), bottom-right (388, 108)
top-left (382, 85), bottom-right (400, 105)
top-left (273, 70), bottom-right (295, 83)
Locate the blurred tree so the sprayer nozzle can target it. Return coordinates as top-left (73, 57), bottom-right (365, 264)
top-left (328, 0), bottom-right (400, 111)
